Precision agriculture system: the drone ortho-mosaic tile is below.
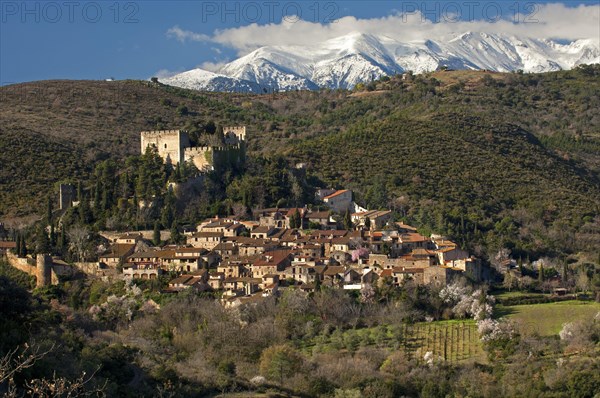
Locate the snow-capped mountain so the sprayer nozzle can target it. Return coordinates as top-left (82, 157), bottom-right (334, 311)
top-left (158, 68), bottom-right (263, 93)
top-left (159, 31), bottom-right (600, 93)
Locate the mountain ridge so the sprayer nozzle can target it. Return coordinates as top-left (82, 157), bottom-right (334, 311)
top-left (160, 31), bottom-right (600, 92)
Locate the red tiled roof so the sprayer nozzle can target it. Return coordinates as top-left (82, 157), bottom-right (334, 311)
top-left (323, 189), bottom-right (349, 200)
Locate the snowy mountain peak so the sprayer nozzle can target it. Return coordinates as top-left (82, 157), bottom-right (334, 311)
top-left (159, 31), bottom-right (600, 93)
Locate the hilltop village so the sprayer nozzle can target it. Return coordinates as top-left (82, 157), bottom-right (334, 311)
top-left (3, 126), bottom-right (487, 307)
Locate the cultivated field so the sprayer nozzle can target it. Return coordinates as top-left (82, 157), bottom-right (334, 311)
top-left (498, 300), bottom-right (600, 336)
top-left (304, 320), bottom-right (486, 363)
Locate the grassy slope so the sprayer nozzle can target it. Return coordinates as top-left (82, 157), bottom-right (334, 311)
top-left (497, 301), bottom-right (600, 335)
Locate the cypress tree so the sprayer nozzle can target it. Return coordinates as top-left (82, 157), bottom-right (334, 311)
top-left (294, 208), bottom-right (302, 229)
top-left (93, 180), bottom-right (102, 216)
top-left (35, 225), bottom-right (51, 254)
top-left (50, 223), bottom-right (56, 247)
top-left (153, 221), bottom-right (161, 246)
top-left (343, 209), bottom-right (353, 230)
top-left (170, 220), bottom-right (182, 245)
top-left (15, 234), bottom-right (21, 256)
top-left (47, 196), bottom-right (53, 225)
top-left (314, 274), bottom-right (321, 292)
top-left (57, 227), bottom-right (66, 255)
top-left (20, 236), bottom-right (27, 257)
top-left (79, 194), bottom-right (92, 224)
top-left (77, 180), bottom-right (83, 202)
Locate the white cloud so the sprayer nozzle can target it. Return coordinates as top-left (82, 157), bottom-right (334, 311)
top-left (166, 26), bottom-right (211, 43)
top-left (167, 3), bottom-right (599, 55)
top-left (152, 69), bottom-right (182, 79)
top-left (199, 61), bottom-right (228, 72)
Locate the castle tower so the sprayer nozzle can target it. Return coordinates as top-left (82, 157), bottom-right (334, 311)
top-left (36, 254), bottom-right (52, 288)
top-left (59, 184), bottom-right (75, 210)
top-left (140, 130), bottom-right (190, 165)
top-left (222, 126), bottom-right (246, 145)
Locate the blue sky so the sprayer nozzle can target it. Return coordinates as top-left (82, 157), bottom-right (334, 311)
top-left (1, 1), bottom-right (598, 85)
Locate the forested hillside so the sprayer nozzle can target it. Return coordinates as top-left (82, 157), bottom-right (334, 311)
top-left (1, 66), bottom-right (599, 260)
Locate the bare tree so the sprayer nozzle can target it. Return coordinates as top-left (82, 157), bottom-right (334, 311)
top-left (68, 225), bottom-right (91, 262)
top-left (576, 269), bottom-right (590, 294)
top-left (1, 343), bottom-right (105, 397)
top-left (0, 344), bottom-right (53, 387)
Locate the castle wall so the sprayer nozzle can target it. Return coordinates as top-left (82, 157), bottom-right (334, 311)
top-left (140, 130), bottom-right (190, 165)
top-left (184, 147), bottom-right (214, 171)
top-left (6, 251), bottom-right (36, 276)
top-left (140, 126), bottom-right (246, 172)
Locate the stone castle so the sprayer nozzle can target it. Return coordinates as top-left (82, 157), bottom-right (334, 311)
top-left (140, 126), bottom-right (246, 173)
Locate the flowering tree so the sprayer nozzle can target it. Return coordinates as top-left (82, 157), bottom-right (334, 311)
top-left (351, 247), bottom-right (369, 262)
top-left (439, 283), bottom-right (494, 320)
top-left (88, 280), bottom-right (142, 329)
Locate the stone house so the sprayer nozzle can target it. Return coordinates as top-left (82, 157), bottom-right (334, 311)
top-left (306, 210), bottom-right (332, 228)
top-left (351, 210), bottom-right (392, 230)
top-left (323, 190), bottom-right (353, 213)
top-left (115, 233), bottom-right (143, 245)
top-left (187, 232), bottom-right (223, 250)
top-left (251, 251), bottom-right (292, 278)
top-left (99, 243), bottom-right (135, 267)
top-left (283, 264), bottom-right (317, 285)
top-left (166, 272), bottom-right (209, 292)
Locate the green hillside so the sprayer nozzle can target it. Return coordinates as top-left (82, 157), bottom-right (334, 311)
top-left (1, 67), bottom-right (599, 258)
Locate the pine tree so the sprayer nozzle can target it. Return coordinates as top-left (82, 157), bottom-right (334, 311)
top-left (538, 262), bottom-right (544, 284)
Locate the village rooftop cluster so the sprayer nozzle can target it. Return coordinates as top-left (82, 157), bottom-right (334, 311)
top-left (2, 127), bottom-right (489, 307)
top-left (94, 187), bottom-right (487, 307)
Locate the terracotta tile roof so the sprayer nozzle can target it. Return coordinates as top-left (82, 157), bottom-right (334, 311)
top-left (170, 275), bottom-right (194, 285)
top-left (324, 266), bottom-right (345, 275)
top-left (118, 233), bottom-right (143, 240)
top-left (392, 266), bottom-right (424, 274)
top-left (100, 243), bottom-right (135, 258)
top-left (323, 189), bottom-right (349, 200)
top-left (129, 250), bottom-right (160, 259)
top-left (311, 230), bottom-right (348, 238)
top-left (380, 269), bottom-right (393, 277)
top-left (191, 231), bottom-right (224, 238)
top-left (401, 233), bottom-right (428, 242)
top-left (175, 247), bottom-right (209, 254)
top-left (307, 211), bottom-right (330, 219)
